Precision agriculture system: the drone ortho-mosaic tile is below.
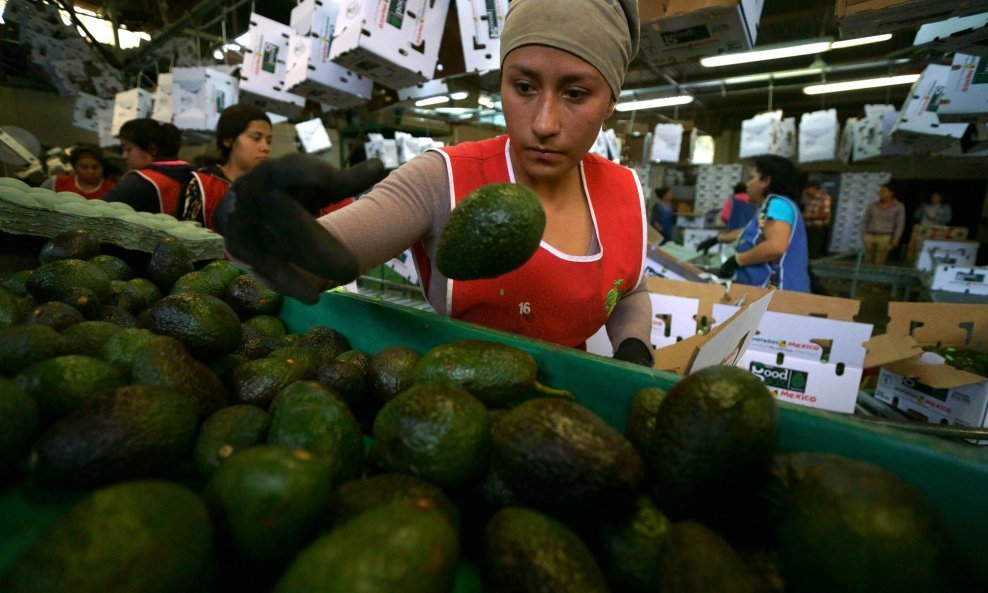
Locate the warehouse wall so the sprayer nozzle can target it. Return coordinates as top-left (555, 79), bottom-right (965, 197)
top-left (0, 87), bottom-right (98, 148)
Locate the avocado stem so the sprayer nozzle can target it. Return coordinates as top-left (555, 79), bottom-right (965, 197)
top-left (533, 381), bottom-right (575, 400)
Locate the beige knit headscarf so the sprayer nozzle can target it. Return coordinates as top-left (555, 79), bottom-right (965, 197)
top-left (498, 0), bottom-right (640, 99)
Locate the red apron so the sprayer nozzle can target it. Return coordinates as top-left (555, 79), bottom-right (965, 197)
top-left (414, 135), bottom-right (646, 348)
top-left (135, 165), bottom-right (185, 216)
top-left (190, 171), bottom-right (231, 230)
top-left (53, 175), bottom-right (115, 199)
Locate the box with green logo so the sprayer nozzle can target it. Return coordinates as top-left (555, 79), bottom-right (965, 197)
top-left (940, 52), bottom-right (988, 123)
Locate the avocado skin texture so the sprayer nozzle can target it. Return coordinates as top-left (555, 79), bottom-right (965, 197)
top-left (594, 495), bottom-right (670, 593)
top-left (193, 404), bottom-right (271, 478)
top-left (625, 386), bottom-right (667, 449)
top-left (273, 499), bottom-right (459, 593)
top-left (0, 324), bottom-right (64, 375)
top-left (0, 480), bottom-right (212, 593)
top-left (0, 377), bottom-right (40, 476)
top-left (27, 259), bottom-right (111, 307)
top-left (769, 452), bottom-right (960, 593)
top-left (31, 385), bottom-right (198, 488)
top-left (27, 301), bottom-right (85, 331)
top-left (61, 321), bottom-right (123, 356)
top-left (329, 473), bottom-right (458, 529)
top-left (225, 274), bottom-right (284, 318)
top-left (492, 398), bottom-right (643, 518)
top-left (640, 365), bottom-right (778, 528)
top-left (413, 339), bottom-right (539, 407)
top-left (484, 506), bottom-right (610, 593)
top-left (230, 356), bottom-right (309, 408)
top-left (39, 229), bottom-right (101, 264)
top-left (370, 382), bottom-right (491, 489)
top-left (437, 182), bottom-right (546, 280)
top-left (367, 346), bottom-right (420, 411)
top-left (267, 380), bottom-right (364, 483)
top-left (14, 354), bottom-right (126, 418)
top-left (658, 520), bottom-right (769, 593)
top-left (204, 445), bottom-right (333, 565)
top-left (131, 335), bottom-right (228, 418)
top-left (145, 238), bottom-right (194, 293)
top-left (147, 292), bottom-right (243, 361)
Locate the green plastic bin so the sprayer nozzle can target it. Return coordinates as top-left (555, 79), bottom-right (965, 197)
top-left (281, 291), bottom-right (988, 584)
top-left (3, 290), bottom-right (986, 589)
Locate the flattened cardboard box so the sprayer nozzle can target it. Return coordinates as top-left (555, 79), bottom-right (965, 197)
top-left (836, 0), bottom-right (984, 37)
top-left (872, 302), bottom-right (988, 442)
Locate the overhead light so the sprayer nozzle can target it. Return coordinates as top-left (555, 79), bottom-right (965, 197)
top-left (415, 95), bottom-right (450, 107)
top-left (803, 74), bottom-right (921, 95)
top-left (701, 40), bottom-right (831, 68)
top-left (614, 95), bottom-right (693, 112)
top-left (213, 49), bottom-right (224, 60)
top-left (477, 94), bottom-right (497, 109)
top-left (702, 34), bottom-right (893, 68)
top-left (449, 91), bottom-right (469, 100)
top-left (831, 33), bottom-right (893, 49)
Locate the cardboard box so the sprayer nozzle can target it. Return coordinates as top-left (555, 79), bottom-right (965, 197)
top-left (837, 117), bottom-right (857, 163)
top-left (836, 0), bottom-right (984, 38)
top-left (285, 0), bottom-right (374, 109)
top-left (891, 64), bottom-right (971, 153)
top-left (650, 123), bottom-right (685, 163)
top-left (330, 0), bottom-right (450, 90)
top-left (110, 88), bottom-right (153, 136)
top-left (930, 266), bottom-right (988, 295)
top-left (739, 110), bottom-right (793, 158)
top-left (240, 12), bottom-right (307, 118)
top-left (939, 53), bottom-right (988, 123)
top-left (872, 302), bottom-right (988, 442)
top-left (455, 0), bottom-right (507, 73)
top-left (640, 0), bottom-right (763, 68)
top-left (72, 93), bottom-right (113, 133)
top-left (913, 11), bottom-right (988, 53)
top-left (151, 73), bottom-right (174, 123)
top-left (171, 67), bottom-right (239, 131)
top-left (646, 277), bottom-right (874, 412)
top-left (798, 109), bottom-right (838, 163)
top-left (916, 239), bottom-right (979, 272)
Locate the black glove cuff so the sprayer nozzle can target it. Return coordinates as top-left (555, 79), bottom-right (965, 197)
top-left (717, 255), bottom-right (739, 278)
top-left (613, 338), bottom-right (654, 367)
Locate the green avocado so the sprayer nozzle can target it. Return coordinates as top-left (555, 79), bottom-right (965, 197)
top-left (273, 499), bottom-right (459, 593)
top-left (0, 480), bottom-right (212, 593)
top-left (147, 292), bottom-right (242, 360)
top-left (638, 365), bottom-right (778, 530)
top-left (193, 404), bottom-right (271, 478)
top-left (436, 182), bottom-right (546, 280)
top-left (492, 397), bottom-right (643, 518)
top-left (484, 506), bottom-right (610, 593)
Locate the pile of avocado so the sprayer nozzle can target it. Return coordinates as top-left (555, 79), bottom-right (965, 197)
top-left (0, 229), bottom-right (981, 593)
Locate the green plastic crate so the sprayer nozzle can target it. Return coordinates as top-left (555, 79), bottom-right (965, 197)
top-left (3, 290), bottom-right (986, 589)
top-left (282, 291), bottom-right (988, 584)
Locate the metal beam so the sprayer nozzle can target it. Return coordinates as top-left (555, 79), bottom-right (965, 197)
top-left (121, 0), bottom-right (227, 72)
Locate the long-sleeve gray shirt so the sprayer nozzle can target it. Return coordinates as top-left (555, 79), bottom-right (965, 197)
top-left (315, 150), bottom-right (653, 352)
top-left (861, 200), bottom-right (905, 244)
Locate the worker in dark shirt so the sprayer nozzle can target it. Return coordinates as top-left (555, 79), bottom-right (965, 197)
top-left (102, 118), bottom-right (194, 216)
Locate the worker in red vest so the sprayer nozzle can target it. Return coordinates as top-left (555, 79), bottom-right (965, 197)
top-left (182, 105), bottom-right (272, 230)
top-left (102, 119), bottom-right (193, 216)
top-left (215, 0), bottom-right (653, 366)
top-left (42, 145), bottom-right (115, 199)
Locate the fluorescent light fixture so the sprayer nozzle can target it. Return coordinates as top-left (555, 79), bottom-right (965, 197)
top-left (701, 41), bottom-right (831, 68)
top-left (415, 96), bottom-right (450, 107)
top-left (831, 33), bottom-right (892, 49)
top-left (803, 74), bottom-right (920, 95)
top-left (614, 95), bottom-right (693, 112)
top-left (477, 95), bottom-right (496, 109)
top-left (449, 91), bottom-right (469, 100)
top-left (213, 49), bottom-right (224, 60)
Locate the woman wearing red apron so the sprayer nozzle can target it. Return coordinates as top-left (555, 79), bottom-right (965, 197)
top-left (182, 104), bottom-right (272, 231)
top-left (42, 145), bottom-right (115, 199)
top-left (216, 0), bottom-right (653, 366)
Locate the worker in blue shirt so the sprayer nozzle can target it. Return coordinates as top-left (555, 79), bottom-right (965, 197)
top-left (697, 155), bottom-right (810, 292)
top-left (651, 186), bottom-right (676, 244)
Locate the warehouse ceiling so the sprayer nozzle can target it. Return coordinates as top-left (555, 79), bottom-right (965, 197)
top-left (0, 0), bottom-right (966, 136)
